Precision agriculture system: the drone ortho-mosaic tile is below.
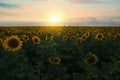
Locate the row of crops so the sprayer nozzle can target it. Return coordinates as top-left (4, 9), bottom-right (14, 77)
top-left (0, 26), bottom-right (120, 80)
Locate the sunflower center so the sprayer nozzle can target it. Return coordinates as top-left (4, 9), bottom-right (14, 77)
top-left (82, 36), bottom-right (86, 39)
top-left (54, 58), bottom-right (59, 63)
top-left (38, 32), bottom-right (42, 35)
top-left (24, 37), bottom-right (29, 40)
top-left (8, 39), bottom-right (19, 48)
top-left (98, 34), bottom-right (102, 38)
top-left (87, 57), bottom-right (95, 64)
top-left (34, 38), bottom-right (39, 43)
top-left (86, 33), bottom-right (89, 36)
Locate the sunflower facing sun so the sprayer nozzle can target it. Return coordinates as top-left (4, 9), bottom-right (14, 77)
top-left (3, 35), bottom-right (23, 52)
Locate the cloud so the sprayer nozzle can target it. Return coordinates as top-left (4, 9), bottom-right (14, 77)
top-left (106, 16), bottom-right (120, 20)
top-left (0, 18), bottom-right (119, 26)
top-left (0, 3), bottom-right (18, 8)
top-left (0, 16), bottom-right (119, 26)
top-left (66, 16), bottom-right (120, 22)
top-left (66, 0), bottom-right (108, 4)
top-left (0, 12), bottom-right (13, 16)
top-left (31, 0), bottom-right (48, 1)
top-left (0, 12), bottom-right (16, 16)
top-left (63, 16), bottom-right (120, 26)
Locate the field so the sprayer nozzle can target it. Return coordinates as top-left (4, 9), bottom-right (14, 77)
top-left (0, 26), bottom-right (120, 80)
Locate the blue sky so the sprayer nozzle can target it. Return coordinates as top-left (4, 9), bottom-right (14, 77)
top-left (0, 0), bottom-right (120, 26)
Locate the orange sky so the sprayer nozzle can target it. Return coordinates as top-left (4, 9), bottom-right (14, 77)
top-left (0, 0), bottom-right (120, 25)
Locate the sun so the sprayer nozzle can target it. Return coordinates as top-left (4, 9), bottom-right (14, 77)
top-left (50, 16), bottom-right (60, 23)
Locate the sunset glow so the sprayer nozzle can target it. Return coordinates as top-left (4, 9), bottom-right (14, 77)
top-left (0, 0), bottom-right (120, 26)
top-left (50, 17), bottom-right (61, 23)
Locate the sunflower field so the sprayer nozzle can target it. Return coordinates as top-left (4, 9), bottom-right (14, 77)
top-left (0, 26), bottom-right (120, 80)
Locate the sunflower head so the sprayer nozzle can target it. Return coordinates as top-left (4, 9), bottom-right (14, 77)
top-left (95, 33), bottom-right (104, 40)
top-left (57, 30), bottom-right (61, 33)
top-left (37, 31), bottom-right (43, 36)
top-left (21, 35), bottom-right (30, 43)
top-left (57, 32), bottom-right (61, 37)
top-left (0, 31), bottom-right (4, 36)
top-left (70, 36), bottom-right (74, 40)
top-left (84, 32), bottom-right (90, 39)
top-left (19, 30), bottom-right (23, 34)
top-left (84, 54), bottom-right (98, 64)
top-left (68, 31), bottom-right (72, 34)
top-left (81, 35), bottom-right (87, 41)
top-left (0, 38), bottom-right (3, 44)
top-left (27, 32), bottom-right (31, 35)
top-left (63, 35), bottom-right (68, 40)
top-left (116, 34), bottom-right (120, 39)
top-left (48, 57), bottom-right (61, 64)
top-left (3, 35), bottom-right (23, 52)
top-left (32, 36), bottom-right (41, 44)
top-left (77, 37), bottom-right (82, 45)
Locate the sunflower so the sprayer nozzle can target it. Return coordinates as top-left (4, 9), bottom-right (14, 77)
top-left (37, 31), bottom-right (43, 36)
top-left (21, 35), bottom-right (30, 43)
top-left (84, 32), bottom-right (90, 39)
top-left (0, 38), bottom-right (3, 44)
top-left (57, 30), bottom-right (61, 34)
top-left (57, 32), bottom-right (61, 37)
top-left (81, 35), bottom-right (87, 41)
top-left (63, 35), bottom-right (68, 40)
top-left (13, 31), bottom-right (17, 34)
top-left (0, 31), bottom-right (4, 36)
top-left (48, 57), bottom-right (61, 64)
top-left (70, 36), bottom-right (74, 40)
top-left (77, 37), bottom-right (82, 45)
top-left (95, 33), bottom-right (104, 40)
top-left (116, 34), bottom-right (120, 39)
top-left (3, 35), bottom-right (23, 52)
top-left (68, 31), bottom-right (72, 34)
top-left (84, 54), bottom-right (98, 64)
top-left (27, 32), bottom-right (31, 35)
top-left (32, 36), bottom-right (40, 44)
top-left (82, 32), bottom-right (90, 41)
top-left (6, 31), bottom-right (11, 34)
top-left (18, 30), bottom-right (23, 34)
top-left (15, 31), bottom-right (19, 34)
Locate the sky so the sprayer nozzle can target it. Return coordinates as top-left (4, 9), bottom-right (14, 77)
top-left (0, 0), bottom-right (120, 26)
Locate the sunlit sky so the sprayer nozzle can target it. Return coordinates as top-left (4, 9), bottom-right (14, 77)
top-left (0, 0), bottom-right (120, 26)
